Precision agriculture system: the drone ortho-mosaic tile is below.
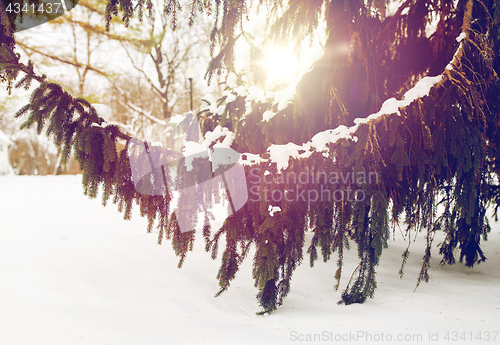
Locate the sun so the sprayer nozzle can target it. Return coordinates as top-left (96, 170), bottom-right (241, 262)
top-left (261, 46), bottom-right (301, 86)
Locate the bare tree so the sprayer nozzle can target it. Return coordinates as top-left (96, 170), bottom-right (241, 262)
top-left (12, 0), bottom-right (214, 173)
top-left (15, 0), bottom-right (117, 98)
top-left (17, 0), bottom-right (215, 144)
top-left (12, 0), bottom-right (122, 174)
top-left (114, 0), bottom-right (212, 117)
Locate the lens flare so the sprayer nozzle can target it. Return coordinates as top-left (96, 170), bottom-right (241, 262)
top-left (262, 46), bottom-right (300, 85)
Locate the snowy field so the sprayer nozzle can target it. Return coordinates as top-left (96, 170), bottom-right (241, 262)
top-left (0, 175), bottom-right (499, 345)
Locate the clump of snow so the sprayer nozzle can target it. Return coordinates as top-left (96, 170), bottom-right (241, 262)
top-left (244, 100), bottom-right (253, 118)
top-left (91, 103), bottom-right (113, 122)
top-left (200, 94), bottom-right (219, 114)
top-left (226, 94), bottom-right (237, 103)
top-left (446, 33), bottom-right (467, 70)
top-left (239, 153), bottom-right (268, 166)
top-left (354, 75), bottom-right (442, 126)
top-left (268, 142), bottom-right (309, 172)
top-left (221, 131), bottom-right (234, 147)
top-left (202, 126), bottom-right (234, 148)
top-left (404, 75), bottom-right (443, 100)
top-left (91, 103), bottom-right (139, 133)
top-left (262, 111), bottom-right (277, 122)
top-left (266, 125), bottom-right (357, 172)
top-left (215, 105), bottom-right (225, 115)
top-left (235, 86), bottom-right (247, 96)
top-left (456, 32), bottom-right (466, 42)
top-left (169, 114), bottom-right (186, 124)
top-left (310, 126), bottom-right (356, 152)
top-left (202, 94), bottom-right (217, 107)
top-left (183, 141), bottom-right (208, 171)
top-left (201, 78), bottom-right (294, 123)
top-left (226, 73), bottom-right (238, 88)
top-left (247, 87), bottom-right (266, 102)
top-left (275, 83), bottom-right (296, 111)
top-left (268, 205), bottom-right (281, 217)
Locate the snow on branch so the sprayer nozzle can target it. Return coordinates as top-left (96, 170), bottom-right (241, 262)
top-left (234, 71), bottom-right (443, 172)
top-left (234, 30), bottom-right (470, 172)
top-left (201, 76), bottom-right (296, 121)
top-left (353, 75), bottom-right (443, 126)
top-left (202, 125), bottom-right (235, 148)
top-left (257, 71), bottom-right (444, 172)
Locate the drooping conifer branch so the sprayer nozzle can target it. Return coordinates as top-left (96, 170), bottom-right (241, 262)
top-left (0, 39), bottom-right (199, 268)
top-left (196, 0), bottom-right (500, 312)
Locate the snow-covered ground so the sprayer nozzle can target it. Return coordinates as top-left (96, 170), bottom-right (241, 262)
top-left (0, 175), bottom-right (498, 345)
